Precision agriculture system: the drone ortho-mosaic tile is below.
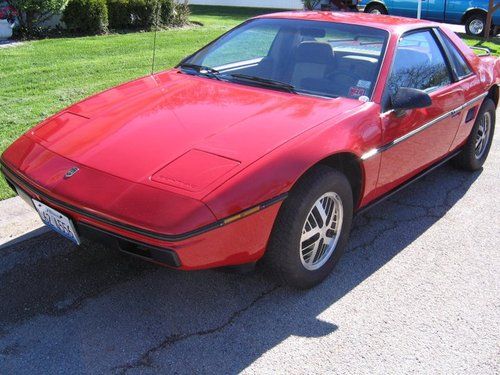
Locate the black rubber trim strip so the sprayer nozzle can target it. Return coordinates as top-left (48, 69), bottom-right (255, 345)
top-left (0, 160), bottom-right (288, 242)
top-left (3, 173), bottom-right (17, 193)
top-left (356, 149), bottom-right (461, 215)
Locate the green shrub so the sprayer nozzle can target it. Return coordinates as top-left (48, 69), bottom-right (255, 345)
top-left (159, 0), bottom-right (175, 26)
top-left (107, 0), bottom-right (131, 29)
top-left (171, 0), bottom-right (189, 27)
top-left (105, 0), bottom-right (190, 31)
top-left (9, 0), bottom-right (67, 32)
top-left (13, 25), bottom-right (66, 40)
top-left (159, 0), bottom-right (190, 27)
top-left (63, 0), bottom-right (109, 34)
top-left (128, 0), bottom-right (157, 29)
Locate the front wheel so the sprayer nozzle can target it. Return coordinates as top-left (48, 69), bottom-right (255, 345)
top-left (264, 166), bottom-right (353, 289)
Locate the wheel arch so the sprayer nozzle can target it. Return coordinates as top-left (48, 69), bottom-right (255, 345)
top-left (461, 8), bottom-right (487, 24)
top-left (487, 85), bottom-right (499, 108)
top-left (364, 1), bottom-right (388, 13)
top-left (295, 152), bottom-right (365, 210)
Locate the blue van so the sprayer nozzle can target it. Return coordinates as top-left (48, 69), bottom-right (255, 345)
top-left (358, 0), bottom-right (500, 36)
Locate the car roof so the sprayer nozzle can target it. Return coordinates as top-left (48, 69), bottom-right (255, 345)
top-left (255, 11), bottom-right (437, 35)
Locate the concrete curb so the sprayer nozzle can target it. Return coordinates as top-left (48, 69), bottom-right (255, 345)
top-left (0, 40), bottom-right (24, 49)
top-left (0, 196), bottom-right (48, 248)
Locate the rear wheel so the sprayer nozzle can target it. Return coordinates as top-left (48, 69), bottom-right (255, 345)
top-left (264, 166), bottom-right (353, 289)
top-left (465, 12), bottom-right (487, 36)
top-left (452, 98), bottom-right (495, 171)
top-left (365, 3), bottom-right (388, 15)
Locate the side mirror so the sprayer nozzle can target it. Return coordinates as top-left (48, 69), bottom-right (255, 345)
top-left (391, 87), bottom-right (432, 114)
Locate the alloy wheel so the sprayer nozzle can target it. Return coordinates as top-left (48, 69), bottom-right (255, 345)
top-left (300, 192), bottom-right (343, 271)
top-left (475, 111), bottom-right (491, 159)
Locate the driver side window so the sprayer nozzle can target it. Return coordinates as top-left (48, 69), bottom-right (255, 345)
top-left (388, 30), bottom-right (451, 97)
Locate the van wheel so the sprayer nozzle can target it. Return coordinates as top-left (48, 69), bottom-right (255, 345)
top-left (365, 3), bottom-right (388, 15)
top-left (264, 166), bottom-right (353, 289)
top-left (465, 12), bottom-right (487, 36)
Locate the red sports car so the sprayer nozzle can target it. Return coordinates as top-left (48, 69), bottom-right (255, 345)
top-left (1, 12), bottom-right (498, 288)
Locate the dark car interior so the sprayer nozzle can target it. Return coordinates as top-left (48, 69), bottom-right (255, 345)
top-left (226, 27), bottom-right (385, 98)
top-left (188, 19), bottom-right (388, 99)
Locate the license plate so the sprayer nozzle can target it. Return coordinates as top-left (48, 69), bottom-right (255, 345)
top-left (32, 199), bottom-right (81, 245)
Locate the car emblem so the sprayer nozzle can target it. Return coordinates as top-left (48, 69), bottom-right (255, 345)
top-left (64, 167), bottom-right (79, 179)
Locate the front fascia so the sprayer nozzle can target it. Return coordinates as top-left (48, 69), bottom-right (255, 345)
top-left (0, 160), bottom-right (283, 269)
top-left (0, 137), bottom-right (218, 236)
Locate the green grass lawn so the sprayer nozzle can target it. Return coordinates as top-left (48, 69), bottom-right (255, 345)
top-left (460, 34), bottom-right (499, 56)
top-left (0, 5), bottom-right (275, 199)
top-left (0, 6), bottom-right (497, 200)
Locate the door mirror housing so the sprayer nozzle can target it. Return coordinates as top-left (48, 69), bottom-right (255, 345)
top-left (391, 87), bottom-right (432, 113)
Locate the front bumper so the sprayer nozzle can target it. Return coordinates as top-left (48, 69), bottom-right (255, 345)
top-left (1, 160), bottom-right (284, 270)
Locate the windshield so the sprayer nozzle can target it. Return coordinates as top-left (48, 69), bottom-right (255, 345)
top-left (182, 18), bottom-right (388, 99)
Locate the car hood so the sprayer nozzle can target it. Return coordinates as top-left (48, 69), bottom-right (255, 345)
top-left (27, 70), bottom-right (363, 195)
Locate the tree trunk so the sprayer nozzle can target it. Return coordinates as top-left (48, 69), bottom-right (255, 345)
top-left (17, 11), bottom-right (26, 28)
top-left (27, 11), bottom-right (33, 30)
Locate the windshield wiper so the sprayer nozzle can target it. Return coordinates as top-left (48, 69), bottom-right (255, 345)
top-left (228, 74), bottom-right (297, 94)
top-left (178, 63), bottom-right (222, 80)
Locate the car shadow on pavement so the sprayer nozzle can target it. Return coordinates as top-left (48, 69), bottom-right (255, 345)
top-left (0, 163), bottom-right (482, 373)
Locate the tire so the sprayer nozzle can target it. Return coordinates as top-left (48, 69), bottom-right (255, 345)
top-left (452, 98), bottom-right (495, 171)
top-left (264, 166), bottom-right (353, 289)
top-left (465, 12), bottom-right (487, 37)
top-left (364, 3), bottom-right (388, 15)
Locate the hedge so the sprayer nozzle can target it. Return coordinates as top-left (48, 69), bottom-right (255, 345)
top-left (128, 0), bottom-right (158, 29)
top-left (63, 0), bottom-right (109, 34)
top-left (62, 0), bottom-right (188, 35)
top-left (107, 0), bottom-right (189, 30)
top-left (107, 0), bottom-right (131, 29)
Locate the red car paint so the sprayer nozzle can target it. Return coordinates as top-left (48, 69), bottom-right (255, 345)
top-left (1, 12), bottom-right (499, 269)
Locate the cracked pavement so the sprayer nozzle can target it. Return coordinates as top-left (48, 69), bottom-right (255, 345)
top-left (0, 127), bottom-right (498, 374)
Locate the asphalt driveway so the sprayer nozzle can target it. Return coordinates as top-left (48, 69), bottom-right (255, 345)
top-left (0, 126), bottom-right (498, 374)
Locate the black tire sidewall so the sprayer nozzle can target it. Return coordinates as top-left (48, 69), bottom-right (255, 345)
top-left (365, 4), bottom-right (387, 14)
top-left (266, 166), bottom-right (353, 289)
top-left (457, 98), bottom-right (496, 170)
top-left (466, 13), bottom-right (487, 36)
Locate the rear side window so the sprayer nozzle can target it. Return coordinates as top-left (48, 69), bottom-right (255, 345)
top-left (439, 31), bottom-right (472, 79)
top-left (388, 30), bottom-right (451, 95)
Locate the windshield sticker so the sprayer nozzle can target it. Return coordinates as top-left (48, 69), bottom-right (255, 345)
top-left (357, 80), bottom-right (371, 89)
top-left (349, 87), bottom-right (366, 98)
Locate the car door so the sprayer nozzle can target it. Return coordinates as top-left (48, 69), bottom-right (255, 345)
top-left (423, 0), bottom-right (446, 21)
top-left (388, 0), bottom-right (421, 18)
top-left (376, 29), bottom-right (464, 193)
